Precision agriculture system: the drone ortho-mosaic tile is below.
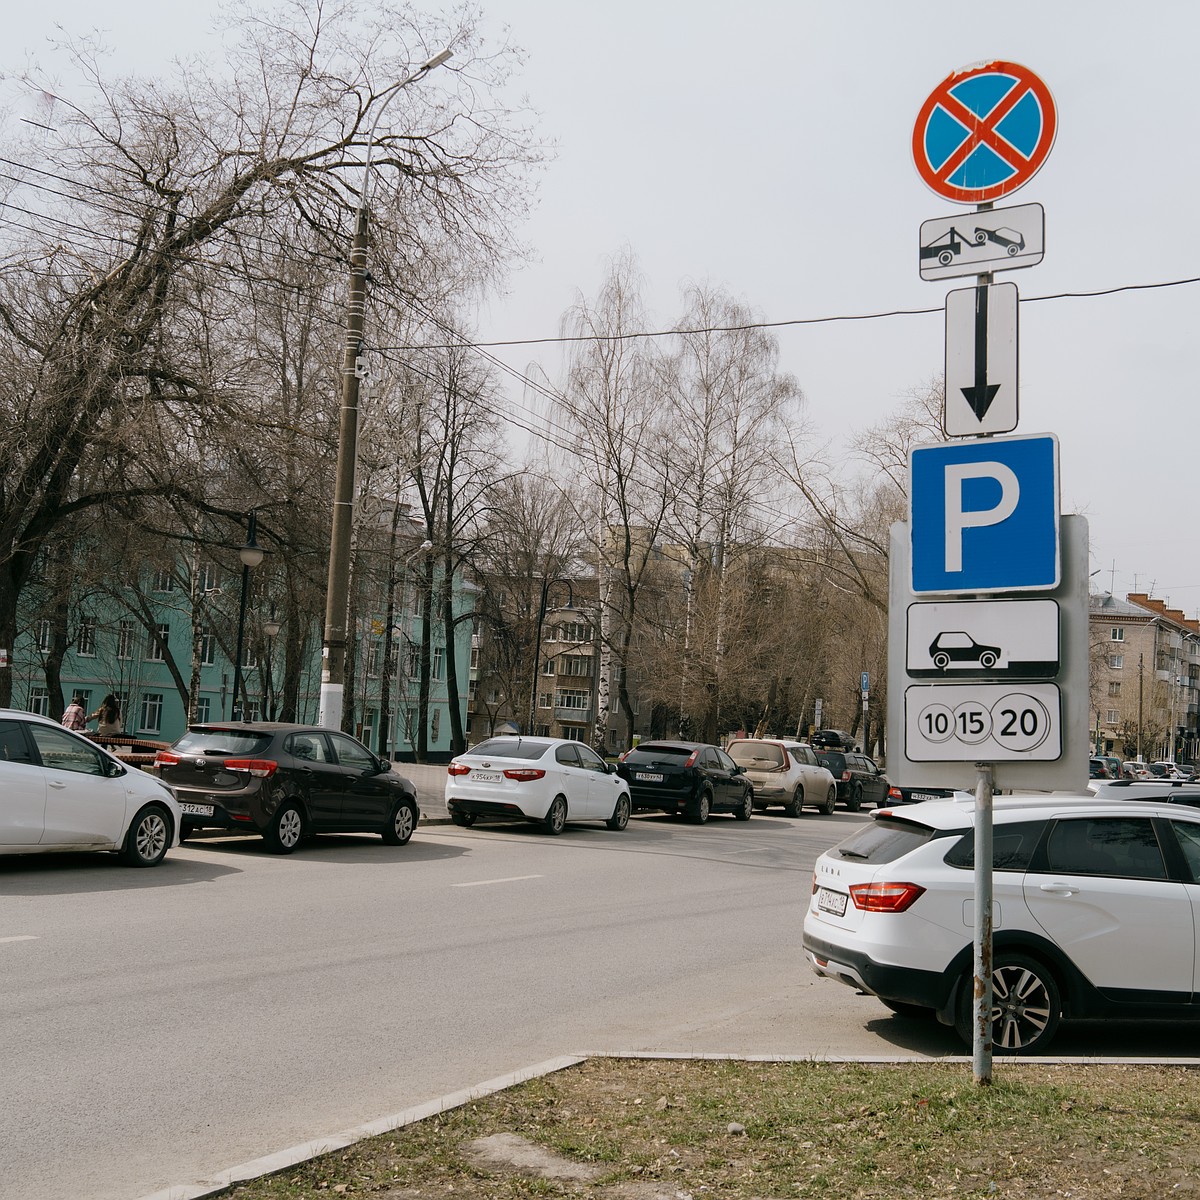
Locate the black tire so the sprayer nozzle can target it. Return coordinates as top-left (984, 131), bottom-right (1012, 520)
top-left (734, 789), bottom-right (753, 821)
top-left (178, 822), bottom-right (193, 843)
top-left (543, 795), bottom-right (568, 835)
top-left (979, 651), bottom-right (998, 669)
top-left (954, 953), bottom-right (1062, 1055)
top-left (450, 809), bottom-right (476, 827)
top-left (264, 802), bottom-right (304, 854)
top-left (785, 785), bottom-right (804, 818)
top-left (606, 793), bottom-right (631, 831)
top-left (822, 785), bottom-right (836, 815)
top-left (382, 798), bottom-right (417, 845)
top-left (689, 789), bottom-right (712, 825)
top-left (847, 783), bottom-right (864, 813)
top-left (881, 998), bottom-right (935, 1020)
top-left (121, 804), bottom-right (171, 867)
top-left (933, 652), bottom-right (950, 670)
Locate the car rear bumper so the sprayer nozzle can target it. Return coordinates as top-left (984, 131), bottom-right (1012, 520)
top-left (802, 931), bottom-right (953, 1011)
top-left (448, 797), bottom-right (535, 822)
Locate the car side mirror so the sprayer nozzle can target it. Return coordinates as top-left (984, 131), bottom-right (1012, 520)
top-left (105, 760), bottom-right (126, 778)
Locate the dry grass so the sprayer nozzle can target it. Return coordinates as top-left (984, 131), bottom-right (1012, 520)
top-left (230, 1057), bottom-right (1200, 1199)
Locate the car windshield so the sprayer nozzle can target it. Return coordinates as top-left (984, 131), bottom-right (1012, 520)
top-left (727, 742), bottom-right (785, 769)
top-left (624, 745), bottom-right (693, 764)
top-left (172, 729), bottom-right (273, 756)
top-left (832, 815), bottom-right (946, 864)
top-left (469, 738), bottom-right (551, 761)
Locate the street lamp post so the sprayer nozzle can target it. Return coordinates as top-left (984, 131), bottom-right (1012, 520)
top-left (231, 509), bottom-right (265, 721)
top-left (528, 577), bottom-right (574, 735)
top-left (319, 49), bottom-right (452, 733)
top-left (262, 606), bottom-right (281, 720)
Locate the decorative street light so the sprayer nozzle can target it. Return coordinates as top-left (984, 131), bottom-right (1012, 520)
top-left (528, 577), bottom-right (574, 736)
top-left (262, 606), bottom-right (282, 720)
top-left (231, 509), bottom-right (264, 721)
top-left (319, 48), bottom-right (453, 733)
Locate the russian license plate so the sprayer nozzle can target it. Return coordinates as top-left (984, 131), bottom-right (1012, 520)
top-left (473, 771), bottom-right (501, 783)
top-left (911, 792), bottom-right (940, 802)
top-left (180, 803), bottom-right (214, 817)
top-left (816, 887), bottom-right (848, 917)
top-left (636, 772), bottom-right (664, 783)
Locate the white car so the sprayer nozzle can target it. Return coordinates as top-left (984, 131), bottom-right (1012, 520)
top-left (726, 738), bottom-right (837, 816)
top-left (803, 794), bottom-right (1200, 1053)
top-left (0, 709), bottom-right (181, 866)
top-left (446, 736), bottom-right (631, 834)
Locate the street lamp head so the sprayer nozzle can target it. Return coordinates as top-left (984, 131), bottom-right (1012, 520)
top-left (423, 48), bottom-right (453, 71)
top-left (263, 618), bottom-right (282, 638)
top-left (239, 540), bottom-right (264, 569)
top-left (420, 539), bottom-right (433, 552)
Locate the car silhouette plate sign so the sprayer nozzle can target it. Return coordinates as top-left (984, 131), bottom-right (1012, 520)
top-left (904, 682), bottom-right (1062, 762)
top-left (919, 202), bottom-right (1044, 281)
top-left (906, 599), bottom-right (1059, 679)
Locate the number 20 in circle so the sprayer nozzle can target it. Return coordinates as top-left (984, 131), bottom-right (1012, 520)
top-left (991, 692), bottom-right (1050, 752)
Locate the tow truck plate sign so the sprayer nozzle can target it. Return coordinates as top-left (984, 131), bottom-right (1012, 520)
top-left (904, 682), bottom-right (1062, 762)
top-left (919, 202), bottom-right (1044, 280)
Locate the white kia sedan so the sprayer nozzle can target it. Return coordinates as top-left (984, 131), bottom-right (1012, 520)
top-left (0, 709), bottom-right (181, 866)
top-left (446, 736), bottom-right (631, 834)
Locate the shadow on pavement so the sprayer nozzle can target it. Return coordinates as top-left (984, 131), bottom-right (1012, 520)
top-left (0, 849), bottom-right (242, 896)
top-left (181, 829), bottom-right (469, 865)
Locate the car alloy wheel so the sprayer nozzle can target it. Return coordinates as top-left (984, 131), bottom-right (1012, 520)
top-left (956, 953), bottom-right (1061, 1054)
top-left (735, 790), bottom-right (753, 821)
top-left (690, 789), bottom-right (711, 825)
top-left (383, 799), bottom-right (416, 845)
top-left (606, 793), bottom-right (631, 831)
top-left (266, 803), bottom-right (304, 854)
top-left (544, 796), bottom-right (568, 835)
top-left (121, 805), bottom-right (170, 867)
top-left (847, 783), bottom-right (864, 813)
top-left (785, 786), bottom-right (804, 818)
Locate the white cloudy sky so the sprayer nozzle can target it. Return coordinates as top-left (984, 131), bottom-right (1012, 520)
top-left (7, 1), bottom-right (1198, 612)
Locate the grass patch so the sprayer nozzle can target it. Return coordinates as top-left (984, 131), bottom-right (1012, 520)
top-left (229, 1058), bottom-right (1200, 1198)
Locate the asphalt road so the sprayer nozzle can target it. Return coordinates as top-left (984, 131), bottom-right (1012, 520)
top-left (3, 806), bottom-right (1199, 1199)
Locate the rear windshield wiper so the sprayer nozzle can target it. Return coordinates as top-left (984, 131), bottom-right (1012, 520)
top-left (837, 849), bottom-right (870, 859)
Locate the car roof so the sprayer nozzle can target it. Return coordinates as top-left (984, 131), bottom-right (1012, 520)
top-left (877, 793), bottom-right (1195, 830)
top-left (186, 723), bottom-right (345, 735)
top-left (0, 708), bottom-right (60, 725)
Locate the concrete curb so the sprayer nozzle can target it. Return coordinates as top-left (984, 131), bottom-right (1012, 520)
top-left (132, 1055), bottom-right (585, 1200)
top-left (132, 1048), bottom-right (1200, 1199)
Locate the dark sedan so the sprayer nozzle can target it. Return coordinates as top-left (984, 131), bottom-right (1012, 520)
top-left (155, 723), bottom-right (420, 853)
top-left (814, 749), bottom-right (890, 811)
top-left (616, 740), bottom-right (753, 824)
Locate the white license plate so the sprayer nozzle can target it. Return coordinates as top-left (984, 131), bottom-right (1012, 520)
top-left (816, 887), bottom-right (848, 917)
top-left (180, 803), bottom-right (214, 817)
top-left (911, 792), bottom-right (940, 801)
top-left (472, 771), bottom-right (501, 783)
top-left (636, 772), bottom-right (664, 783)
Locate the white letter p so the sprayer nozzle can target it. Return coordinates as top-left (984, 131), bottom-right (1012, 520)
top-left (944, 462), bottom-right (1019, 573)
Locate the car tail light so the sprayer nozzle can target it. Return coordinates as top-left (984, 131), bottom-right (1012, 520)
top-left (447, 763), bottom-right (471, 776)
top-left (223, 759), bottom-right (278, 778)
top-left (684, 751), bottom-right (699, 768)
top-left (888, 786), bottom-right (903, 801)
top-left (849, 882), bottom-right (926, 913)
top-left (503, 768), bottom-right (546, 782)
top-left (154, 751), bottom-right (181, 768)
top-left (841, 770), bottom-right (852, 781)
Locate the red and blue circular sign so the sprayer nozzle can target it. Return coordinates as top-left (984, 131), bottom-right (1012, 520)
top-left (912, 61), bottom-right (1057, 204)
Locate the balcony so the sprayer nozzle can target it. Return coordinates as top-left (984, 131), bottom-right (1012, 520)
top-left (554, 704), bottom-right (592, 724)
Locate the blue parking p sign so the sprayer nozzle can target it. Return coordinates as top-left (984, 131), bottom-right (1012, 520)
top-left (910, 433), bottom-right (1059, 594)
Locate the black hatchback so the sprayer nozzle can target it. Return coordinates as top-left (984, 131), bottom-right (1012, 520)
top-left (616, 741), bottom-right (753, 824)
top-left (155, 723), bottom-right (420, 853)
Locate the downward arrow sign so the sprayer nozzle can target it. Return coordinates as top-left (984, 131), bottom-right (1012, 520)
top-left (960, 283), bottom-right (1000, 421)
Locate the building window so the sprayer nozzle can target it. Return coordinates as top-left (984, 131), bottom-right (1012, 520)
top-left (35, 619), bottom-right (51, 653)
top-left (366, 643), bottom-right (380, 677)
top-left (147, 623), bottom-right (169, 661)
top-left (194, 697), bottom-right (211, 723)
top-left (152, 569), bottom-right (174, 592)
top-left (561, 655), bottom-right (593, 677)
top-left (432, 646), bottom-right (444, 680)
top-left (197, 563), bottom-right (219, 593)
top-left (28, 687), bottom-right (50, 716)
top-left (554, 688), bottom-right (590, 711)
top-left (488, 687), bottom-right (501, 704)
top-left (139, 693), bottom-right (163, 732)
top-left (242, 642), bottom-right (258, 669)
top-left (78, 618), bottom-right (97, 657)
top-left (564, 726), bottom-right (583, 742)
top-left (558, 622), bottom-right (592, 643)
top-left (470, 645), bottom-right (480, 670)
top-left (243, 700), bottom-right (260, 722)
top-left (1110, 627), bottom-right (1125, 642)
top-left (535, 724), bottom-right (551, 737)
top-left (412, 594), bottom-right (423, 618)
top-left (468, 679), bottom-right (477, 701)
top-left (1109, 654), bottom-right (1124, 669)
top-left (542, 658), bottom-right (555, 676)
top-left (1108, 682), bottom-right (1122, 697)
top-left (200, 632), bottom-right (216, 665)
top-left (1106, 709), bottom-right (1120, 725)
top-left (118, 620), bottom-right (135, 660)
top-left (539, 692), bottom-right (553, 709)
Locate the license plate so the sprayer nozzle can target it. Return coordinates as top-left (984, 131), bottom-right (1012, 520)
top-left (636, 772), bottom-right (664, 783)
top-left (816, 887), bottom-right (848, 917)
top-left (180, 803), bottom-right (214, 817)
top-left (911, 792), bottom-right (940, 802)
top-left (473, 771), bottom-right (501, 783)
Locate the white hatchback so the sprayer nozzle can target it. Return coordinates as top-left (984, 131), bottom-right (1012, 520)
top-left (803, 794), bottom-right (1200, 1053)
top-left (0, 709), bottom-right (181, 866)
top-left (446, 736), bottom-right (631, 834)
top-left (726, 738), bottom-right (837, 816)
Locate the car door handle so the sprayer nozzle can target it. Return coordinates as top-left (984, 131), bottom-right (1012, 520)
top-left (49, 780), bottom-right (66, 790)
top-left (1039, 883), bottom-right (1080, 896)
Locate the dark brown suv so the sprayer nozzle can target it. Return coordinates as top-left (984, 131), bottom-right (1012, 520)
top-left (155, 723), bottom-right (420, 853)
top-left (814, 749), bottom-right (889, 812)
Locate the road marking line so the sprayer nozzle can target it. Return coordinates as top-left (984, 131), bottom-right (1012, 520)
top-left (452, 874), bottom-right (543, 888)
top-left (0, 935), bottom-right (38, 944)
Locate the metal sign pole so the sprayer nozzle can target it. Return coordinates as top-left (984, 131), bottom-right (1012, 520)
top-left (972, 761), bottom-right (994, 1083)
